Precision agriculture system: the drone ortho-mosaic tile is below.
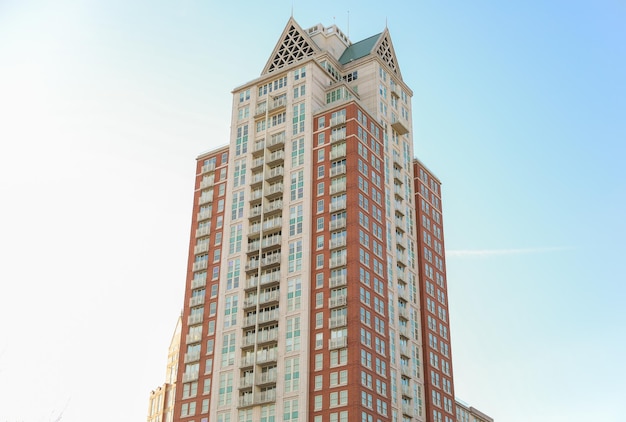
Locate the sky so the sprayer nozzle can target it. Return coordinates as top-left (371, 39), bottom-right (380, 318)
top-left (0, 0), bottom-right (624, 421)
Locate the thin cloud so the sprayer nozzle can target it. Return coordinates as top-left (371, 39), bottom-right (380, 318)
top-left (446, 247), bottom-right (571, 257)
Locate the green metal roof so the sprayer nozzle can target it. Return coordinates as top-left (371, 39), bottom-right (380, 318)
top-left (338, 33), bottom-right (382, 65)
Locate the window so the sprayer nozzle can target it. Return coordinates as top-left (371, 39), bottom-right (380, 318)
top-left (284, 357), bottom-right (300, 393)
top-left (288, 240), bottom-right (303, 273)
top-left (290, 170), bottom-right (304, 200)
top-left (292, 103), bottom-right (305, 134)
top-left (287, 278), bottom-right (302, 311)
top-left (286, 317), bottom-right (301, 352)
top-left (289, 205), bottom-right (303, 236)
top-left (284, 398), bottom-right (299, 421)
top-left (292, 137), bottom-right (304, 166)
top-left (235, 125), bottom-right (248, 156)
top-left (226, 259), bottom-right (240, 290)
top-left (218, 372), bottom-right (233, 405)
top-left (223, 294), bottom-right (238, 328)
top-left (221, 333), bottom-right (236, 367)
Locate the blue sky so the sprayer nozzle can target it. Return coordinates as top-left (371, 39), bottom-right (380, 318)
top-left (0, 1), bottom-right (624, 421)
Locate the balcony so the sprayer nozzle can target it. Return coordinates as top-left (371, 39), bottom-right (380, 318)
top-left (264, 201), bottom-right (283, 215)
top-left (256, 389), bottom-right (277, 404)
top-left (187, 313), bottom-right (203, 326)
top-left (199, 176), bottom-right (214, 189)
top-left (330, 115), bottom-right (346, 127)
top-left (194, 243), bottom-right (208, 255)
top-left (265, 183), bottom-right (284, 199)
top-left (239, 355), bottom-right (255, 368)
top-left (261, 254), bottom-right (281, 269)
top-left (239, 376), bottom-right (254, 389)
top-left (268, 133), bottom-right (285, 150)
top-left (247, 241), bottom-right (260, 254)
top-left (400, 365), bottom-right (412, 377)
top-left (391, 115), bottom-right (410, 135)
top-left (253, 141), bottom-right (266, 154)
top-left (270, 96), bottom-right (287, 111)
top-left (245, 261), bottom-right (260, 273)
top-left (398, 325), bottom-right (409, 338)
top-left (394, 186), bottom-right (405, 199)
top-left (251, 157), bottom-right (265, 170)
top-left (257, 371), bottom-right (278, 385)
top-left (243, 309), bottom-right (279, 327)
top-left (189, 295), bottom-right (205, 307)
top-left (329, 199), bottom-right (347, 212)
top-left (192, 260), bottom-right (208, 272)
top-left (250, 172), bottom-right (264, 187)
top-left (238, 394), bottom-right (254, 408)
top-left (329, 237), bottom-right (347, 249)
top-left (393, 169), bottom-right (403, 182)
top-left (329, 315), bottom-right (347, 328)
top-left (249, 207), bottom-right (263, 219)
top-left (330, 132), bottom-right (346, 143)
top-left (201, 162), bottom-right (216, 174)
top-left (330, 164), bottom-right (346, 177)
top-left (328, 337), bottom-right (347, 350)
top-left (329, 274), bottom-right (347, 288)
top-left (398, 307), bottom-right (409, 320)
top-left (262, 235), bottom-right (282, 251)
top-left (184, 351), bottom-right (200, 364)
top-left (267, 150), bottom-right (285, 164)
top-left (191, 277), bottom-right (206, 289)
top-left (182, 371), bottom-right (199, 383)
top-left (330, 182), bottom-right (347, 194)
top-left (402, 405), bottom-right (414, 417)
top-left (260, 271), bottom-right (281, 286)
top-left (397, 286), bottom-right (409, 301)
top-left (399, 344), bottom-right (410, 358)
top-left (266, 167), bottom-right (284, 182)
top-left (329, 295), bottom-right (347, 308)
top-left (195, 226), bottom-right (210, 238)
top-left (262, 217), bottom-right (283, 233)
top-left (401, 385), bottom-right (413, 398)
top-left (250, 189), bottom-right (263, 203)
top-left (243, 289), bottom-right (280, 309)
top-left (256, 328), bottom-right (279, 345)
top-left (256, 348), bottom-right (278, 364)
top-left (329, 255), bottom-right (347, 269)
top-left (197, 210), bottom-right (212, 222)
top-left (330, 148), bottom-right (346, 160)
top-left (185, 333), bottom-right (202, 344)
top-left (198, 192), bottom-right (213, 205)
top-left (249, 223), bottom-right (261, 235)
top-left (329, 217), bottom-right (347, 231)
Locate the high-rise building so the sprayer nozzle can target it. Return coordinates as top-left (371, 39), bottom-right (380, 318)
top-left (167, 17), bottom-right (467, 422)
top-left (414, 160), bottom-right (458, 421)
top-left (148, 316), bottom-right (182, 422)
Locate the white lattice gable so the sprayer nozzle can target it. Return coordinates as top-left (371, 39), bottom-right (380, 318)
top-left (373, 29), bottom-right (403, 79)
top-left (262, 18), bottom-right (319, 75)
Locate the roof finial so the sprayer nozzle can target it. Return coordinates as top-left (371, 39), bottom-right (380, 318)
top-left (291, 0), bottom-right (294, 17)
top-left (385, 16), bottom-right (388, 28)
top-left (347, 10), bottom-right (350, 38)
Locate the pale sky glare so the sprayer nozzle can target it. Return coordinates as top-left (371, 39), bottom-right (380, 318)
top-left (0, 1), bottom-right (624, 421)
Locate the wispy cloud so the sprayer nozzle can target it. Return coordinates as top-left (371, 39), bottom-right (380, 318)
top-left (446, 247), bottom-right (572, 257)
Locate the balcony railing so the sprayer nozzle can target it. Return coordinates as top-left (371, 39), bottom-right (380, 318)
top-left (187, 314), bottom-right (203, 326)
top-left (197, 210), bottom-right (212, 222)
top-left (201, 162), bottom-right (216, 174)
top-left (330, 182), bottom-right (347, 194)
top-left (182, 371), bottom-right (199, 383)
top-left (329, 315), bottom-right (347, 328)
top-left (184, 351), bottom-right (200, 364)
top-left (192, 260), bottom-right (208, 272)
top-left (191, 277), bottom-right (206, 289)
top-left (329, 199), bottom-right (347, 212)
top-left (329, 295), bottom-right (347, 308)
top-left (328, 337), bottom-right (347, 350)
top-left (257, 372), bottom-right (278, 385)
top-left (329, 237), bottom-right (347, 249)
top-left (195, 226), bottom-right (210, 238)
top-left (329, 217), bottom-right (347, 231)
top-left (194, 243), bottom-right (208, 255)
top-left (189, 295), bottom-right (205, 307)
top-left (329, 255), bottom-right (347, 268)
top-left (329, 274), bottom-right (347, 288)
top-left (330, 164), bottom-right (346, 177)
top-left (330, 115), bottom-right (346, 127)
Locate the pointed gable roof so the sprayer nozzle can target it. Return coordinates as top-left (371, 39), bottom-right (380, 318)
top-left (374, 29), bottom-right (402, 78)
top-left (262, 18), bottom-right (319, 75)
top-left (339, 28), bottom-right (403, 79)
top-left (338, 33), bottom-right (382, 65)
